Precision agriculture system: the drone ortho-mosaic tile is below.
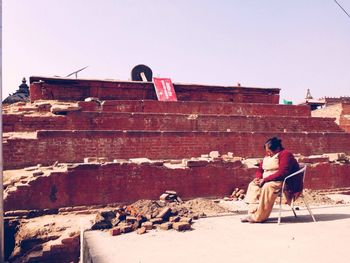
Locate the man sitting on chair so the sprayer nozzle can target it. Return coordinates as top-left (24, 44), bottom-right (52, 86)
top-left (241, 137), bottom-right (301, 223)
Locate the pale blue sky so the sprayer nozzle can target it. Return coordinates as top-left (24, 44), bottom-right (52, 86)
top-left (3, 0), bottom-right (350, 103)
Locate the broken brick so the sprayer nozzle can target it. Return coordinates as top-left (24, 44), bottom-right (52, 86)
top-left (157, 207), bottom-right (172, 220)
top-left (137, 227), bottom-right (147, 235)
top-left (141, 221), bottom-right (153, 230)
top-left (186, 160), bottom-right (208, 167)
top-left (169, 216), bottom-right (180, 222)
top-left (61, 236), bottom-right (79, 245)
top-left (180, 217), bottom-right (192, 224)
top-left (209, 151), bottom-right (220, 158)
top-left (173, 222), bottom-right (191, 231)
top-left (126, 216), bottom-right (137, 224)
top-left (32, 170), bottom-right (44, 177)
top-left (150, 218), bottom-right (163, 224)
top-left (119, 224), bottom-right (132, 233)
top-left (110, 227), bottom-right (121, 236)
top-left (159, 193), bottom-right (169, 201)
top-left (159, 222), bottom-right (172, 230)
top-left (84, 157), bottom-right (98, 163)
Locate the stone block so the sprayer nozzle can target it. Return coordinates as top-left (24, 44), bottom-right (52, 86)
top-left (157, 207), bottom-right (172, 220)
top-left (298, 156), bottom-right (329, 164)
top-left (91, 220), bottom-right (112, 230)
top-left (169, 216), bottom-right (180, 222)
top-left (98, 157), bottom-right (108, 163)
top-left (227, 152), bottom-right (234, 158)
top-left (110, 227), bottom-right (121, 236)
top-left (24, 166), bottom-right (39, 171)
top-left (173, 222), bottom-right (191, 231)
top-left (159, 222), bottom-right (172, 230)
top-left (150, 217), bottom-right (163, 224)
top-left (141, 221), bottom-right (153, 230)
top-left (159, 193), bottom-right (169, 201)
top-left (119, 224), bottom-right (132, 233)
top-left (169, 159), bottom-right (182, 164)
top-left (61, 236), bottom-right (79, 245)
top-left (129, 158), bottom-right (151, 164)
top-left (165, 190), bottom-right (177, 195)
top-left (137, 226), bottom-right (147, 235)
top-left (84, 97), bottom-right (100, 102)
top-left (51, 105), bottom-right (80, 113)
top-left (323, 153), bottom-right (347, 162)
top-left (126, 216), bottom-right (137, 224)
top-left (242, 158), bottom-right (261, 168)
top-left (84, 157), bottom-right (98, 163)
top-left (180, 217), bottom-right (192, 223)
top-left (32, 170), bottom-right (44, 176)
top-left (5, 210), bottom-right (29, 217)
top-left (187, 160), bottom-right (208, 168)
top-left (100, 210), bottom-right (116, 220)
top-left (191, 214), bottom-right (199, 220)
top-left (209, 151), bottom-right (220, 158)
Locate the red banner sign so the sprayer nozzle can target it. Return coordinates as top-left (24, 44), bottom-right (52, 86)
top-left (153, 77), bottom-right (177, 101)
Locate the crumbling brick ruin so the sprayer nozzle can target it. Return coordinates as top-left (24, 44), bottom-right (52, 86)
top-left (3, 76), bottom-right (350, 262)
top-left (312, 101), bottom-right (350, 132)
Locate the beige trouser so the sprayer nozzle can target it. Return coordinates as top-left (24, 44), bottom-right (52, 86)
top-left (245, 180), bottom-right (283, 222)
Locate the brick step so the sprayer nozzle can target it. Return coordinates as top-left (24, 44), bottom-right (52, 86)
top-left (78, 100), bottom-right (311, 117)
top-left (316, 187), bottom-right (350, 195)
top-left (3, 111), bottom-right (342, 133)
top-left (3, 130), bottom-right (350, 169)
top-left (29, 76), bottom-right (280, 103)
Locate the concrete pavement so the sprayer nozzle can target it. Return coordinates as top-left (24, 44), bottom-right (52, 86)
top-left (84, 204), bottom-right (350, 263)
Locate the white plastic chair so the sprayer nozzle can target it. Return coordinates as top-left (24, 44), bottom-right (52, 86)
top-left (278, 165), bottom-right (317, 224)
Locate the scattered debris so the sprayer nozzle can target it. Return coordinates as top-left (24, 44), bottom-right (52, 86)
top-left (209, 151), bottom-right (220, 158)
top-left (159, 190), bottom-right (182, 203)
top-left (323, 153), bottom-right (348, 163)
top-left (50, 104), bottom-right (81, 114)
top-left (84, 97), bottom-right (102, 105)
top-left (222, 187), bottom-right (246, 201)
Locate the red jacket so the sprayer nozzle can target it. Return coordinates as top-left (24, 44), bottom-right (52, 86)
top-left (256, 149), bottom-right (300, 183)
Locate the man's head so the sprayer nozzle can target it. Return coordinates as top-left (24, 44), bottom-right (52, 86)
top-left (264, 137), bottom-right (283, 156)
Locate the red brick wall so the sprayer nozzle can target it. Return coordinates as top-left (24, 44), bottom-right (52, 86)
top-left (29, 76), bottom-right (280, 103)
top-left (4, 162), bottom-right (350, 211)
top-left (3, 162), bottom-right (252, 210)
top-left (3, 112), bottom-right (341, 133)
top-left (306, 163), bottom-right (350, 189)
top-left (4, 130), bottom-right (350, 169)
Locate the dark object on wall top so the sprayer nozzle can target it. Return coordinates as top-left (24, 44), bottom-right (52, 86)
top-left (131, 64), bottom-right (153, 82)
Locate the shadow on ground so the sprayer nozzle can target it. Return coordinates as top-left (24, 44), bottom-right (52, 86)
top-left (266, 212), bottom-right (350, 224)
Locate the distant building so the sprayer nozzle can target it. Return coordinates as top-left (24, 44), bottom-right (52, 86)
top-left (3, 77), bottom-right (30, 104)
top-left (298, 89), bottom-right (325, 110)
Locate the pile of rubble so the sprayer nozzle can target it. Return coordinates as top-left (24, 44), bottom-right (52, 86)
top-left (91, 192), bottom-right (205, 236)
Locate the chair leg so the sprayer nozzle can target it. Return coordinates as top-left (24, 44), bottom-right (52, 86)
top-left (301, 196), bottom-right (317, 222)
top-left (278, 195), bottom-right (282, 225)
top-left (291, 198), bottom-right (297, 218)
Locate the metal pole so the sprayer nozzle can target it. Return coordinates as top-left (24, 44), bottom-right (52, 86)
top-left (0, 0), bottom-right (4, 261)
